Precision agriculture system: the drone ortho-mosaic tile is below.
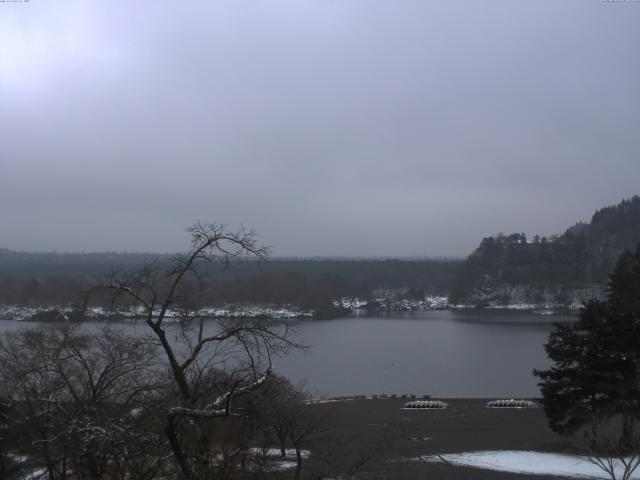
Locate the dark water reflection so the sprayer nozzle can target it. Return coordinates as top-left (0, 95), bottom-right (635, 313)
top-left (277, 310), bottom-right (566, 398)
top-left (0, 310), bottom-right (569, 398)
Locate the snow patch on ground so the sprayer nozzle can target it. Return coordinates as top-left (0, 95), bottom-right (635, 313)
top-left (419, 450), bottom-right (640, 479)
top-left (247, 448), bottom-right (310, 471)
top-left (269, 461), bottom-right (298, 471)
top-left (248, 448), bottom-right (310, 459)
top-left (22, 468), bottom-right (47, 480)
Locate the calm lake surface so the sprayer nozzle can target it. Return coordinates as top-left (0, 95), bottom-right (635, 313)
top-left (0, 310), bottom-right (566, 398)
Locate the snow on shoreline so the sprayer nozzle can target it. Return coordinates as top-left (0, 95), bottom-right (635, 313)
top-left (419, 450), bottom-right (640, 479)
top-left (334, 296), bottom-right (449, 311)
top-left (334, 296), bottom-right (579, 314)
top-left (0, 296), bottom-right (580, 322)
top-left (0, 296), bottom-right (581, 320)
top-left (0, 304), bottom-right (314, 322)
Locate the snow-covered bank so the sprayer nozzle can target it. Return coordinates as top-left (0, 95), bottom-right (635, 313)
top-left (0, 304), bottom-right (314, 322)
top-left (418, 450), bottom-right (640, 479)
top-left (334, 296), bottom-right (449, 312)
top-left (0, 296), bottom-right (581, 323)
top-left (454, 282), bottom-right (603, 310)
top-left (334, 295), bottom-right (579, 315)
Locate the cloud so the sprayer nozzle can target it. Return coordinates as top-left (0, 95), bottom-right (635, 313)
top-left (1, 1), bottom-right (639, 255)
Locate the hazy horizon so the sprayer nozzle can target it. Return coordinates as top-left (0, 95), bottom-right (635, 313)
top-left (2, 1), bottom-right (639, 256)
top-left (0, 193), bottom-right (633, 258)
top-left (0, 250), bottom-right (465, 261)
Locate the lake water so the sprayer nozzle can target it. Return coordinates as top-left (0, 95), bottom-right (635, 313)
top-left (0, 310), bottom-right (565, 398)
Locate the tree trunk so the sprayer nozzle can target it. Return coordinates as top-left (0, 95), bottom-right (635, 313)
top-left (165, 414), bottom-right (193, 480)
top-left (197, 427), bottom-right (211, 473)
top-left (622, 413), bottom-right (634, 446)
top-left (294, 447), bottom-right (302, 480)
top-left (149, 323), bottom-right (192, 404)
top-left (590, 394), bottom-right (599, 440)
top-left (40, 430), bottom-right (56, 480)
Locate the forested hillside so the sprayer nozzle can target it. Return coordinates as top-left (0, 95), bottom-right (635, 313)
top-left (451, 196), bottom-right (640, 305)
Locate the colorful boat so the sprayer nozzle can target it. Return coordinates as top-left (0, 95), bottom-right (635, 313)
top-left (486, 399), bottom-right (537, 408)
top-left (404, 400), bottom-right (448, 409)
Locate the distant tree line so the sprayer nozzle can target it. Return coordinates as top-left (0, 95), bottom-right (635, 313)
top-left (0, 250), bottom-right (461, 310)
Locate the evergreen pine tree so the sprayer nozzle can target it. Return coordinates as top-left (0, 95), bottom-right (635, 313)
top-left (535, 244), bottom-right (640, 440)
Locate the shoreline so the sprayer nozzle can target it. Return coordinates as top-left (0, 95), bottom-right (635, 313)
top-left (307, 394), bottom-right (542, 403)
top-left (0, 302), bottom-right (580, 323)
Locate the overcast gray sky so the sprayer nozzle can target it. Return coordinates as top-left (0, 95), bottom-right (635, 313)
top-left (1, 1), bottom-right (639, 257)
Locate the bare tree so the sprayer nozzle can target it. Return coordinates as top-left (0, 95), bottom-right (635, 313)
top-left (92, 223), bottom-right (302, 479)
top-left (0, 396), bottom-right (11, 480)
top-left (0, 323), bottom-right (161, 480)
top-left (288, 404), bottom-right (329, 480)
top-left (253, 375), bottom-right (303, 458)
top-left (251, 375), bottom-right (331, 479)
top-left (581, 427), bottom-right (640, 480)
